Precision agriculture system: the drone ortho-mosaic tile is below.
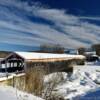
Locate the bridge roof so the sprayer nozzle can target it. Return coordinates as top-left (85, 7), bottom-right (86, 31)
top-left (15, 51), bottom-right (85, 61)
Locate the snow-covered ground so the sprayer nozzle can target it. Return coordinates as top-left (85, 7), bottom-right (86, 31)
top-left (44, 61), bottom-right (100, 100)
top-left (0, 86), bottom-right (44, 100)
top-left (0, 61), bottom-right (100, 100)
top-left (0, 73), bottom-right (44, 100)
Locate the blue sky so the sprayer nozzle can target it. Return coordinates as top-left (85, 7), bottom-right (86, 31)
top-left (0, 0), bottom-right (100, 51)
top-left (30, 0), bottom-right (100, 15)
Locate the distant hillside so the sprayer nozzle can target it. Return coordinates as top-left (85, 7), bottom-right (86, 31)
top-left (0, 51), bottom-right (12, 58)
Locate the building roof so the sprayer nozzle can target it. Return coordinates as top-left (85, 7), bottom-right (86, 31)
top-left (85, 51), bottom-right (96, 55)
top-left (15, 51), bottom-right (85, 60)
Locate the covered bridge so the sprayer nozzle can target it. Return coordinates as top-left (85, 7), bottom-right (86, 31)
top-left (0, 52), bottom-right (85, 73)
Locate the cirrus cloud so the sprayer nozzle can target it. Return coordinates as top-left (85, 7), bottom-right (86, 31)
top-left (0, 0), bottom-right (99, 51)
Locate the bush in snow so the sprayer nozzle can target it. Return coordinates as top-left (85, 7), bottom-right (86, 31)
top-left (25, 66), bottom-right (45, 96)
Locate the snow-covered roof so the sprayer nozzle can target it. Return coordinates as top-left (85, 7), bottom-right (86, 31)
top-left (85, 51), bottom-right (96, 55)
top-left (15, 52), bottom-right (85, 60)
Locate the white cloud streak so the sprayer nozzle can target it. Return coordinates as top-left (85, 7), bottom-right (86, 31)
top-left (79, 16), bottom-right (100, 21)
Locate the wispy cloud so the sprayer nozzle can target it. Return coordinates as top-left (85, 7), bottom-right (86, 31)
top-left (0, 0), bottom-right (99, 51)
top-left (79, 16), bottom-right (100, 21)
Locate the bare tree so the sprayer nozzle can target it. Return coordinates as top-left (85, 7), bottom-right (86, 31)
top-left (42, 72), bottom-right (64, 100)
top-left (92, 44), bottom-right (100, 56)
top-left (78, 47), bottom-right (86, 55)
top-left (40, 44), bottom-right (65, 54)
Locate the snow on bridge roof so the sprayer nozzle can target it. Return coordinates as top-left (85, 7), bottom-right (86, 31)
top-left (15, 52), bottom-right (85, 60)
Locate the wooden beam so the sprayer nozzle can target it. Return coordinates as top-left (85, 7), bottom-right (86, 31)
top-left (25, 57), bottom-right (84, 63)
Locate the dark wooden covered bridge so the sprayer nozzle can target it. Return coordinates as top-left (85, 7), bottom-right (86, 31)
top-left (0, 52), bottom-right (85, 73)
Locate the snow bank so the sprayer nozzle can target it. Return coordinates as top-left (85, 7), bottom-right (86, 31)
top-left (44, 72), bottom-right (67, 83)
top-left (0, 86), bottom-right (44, 100)
top-left (43, 62), bottom-right (100, 99)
